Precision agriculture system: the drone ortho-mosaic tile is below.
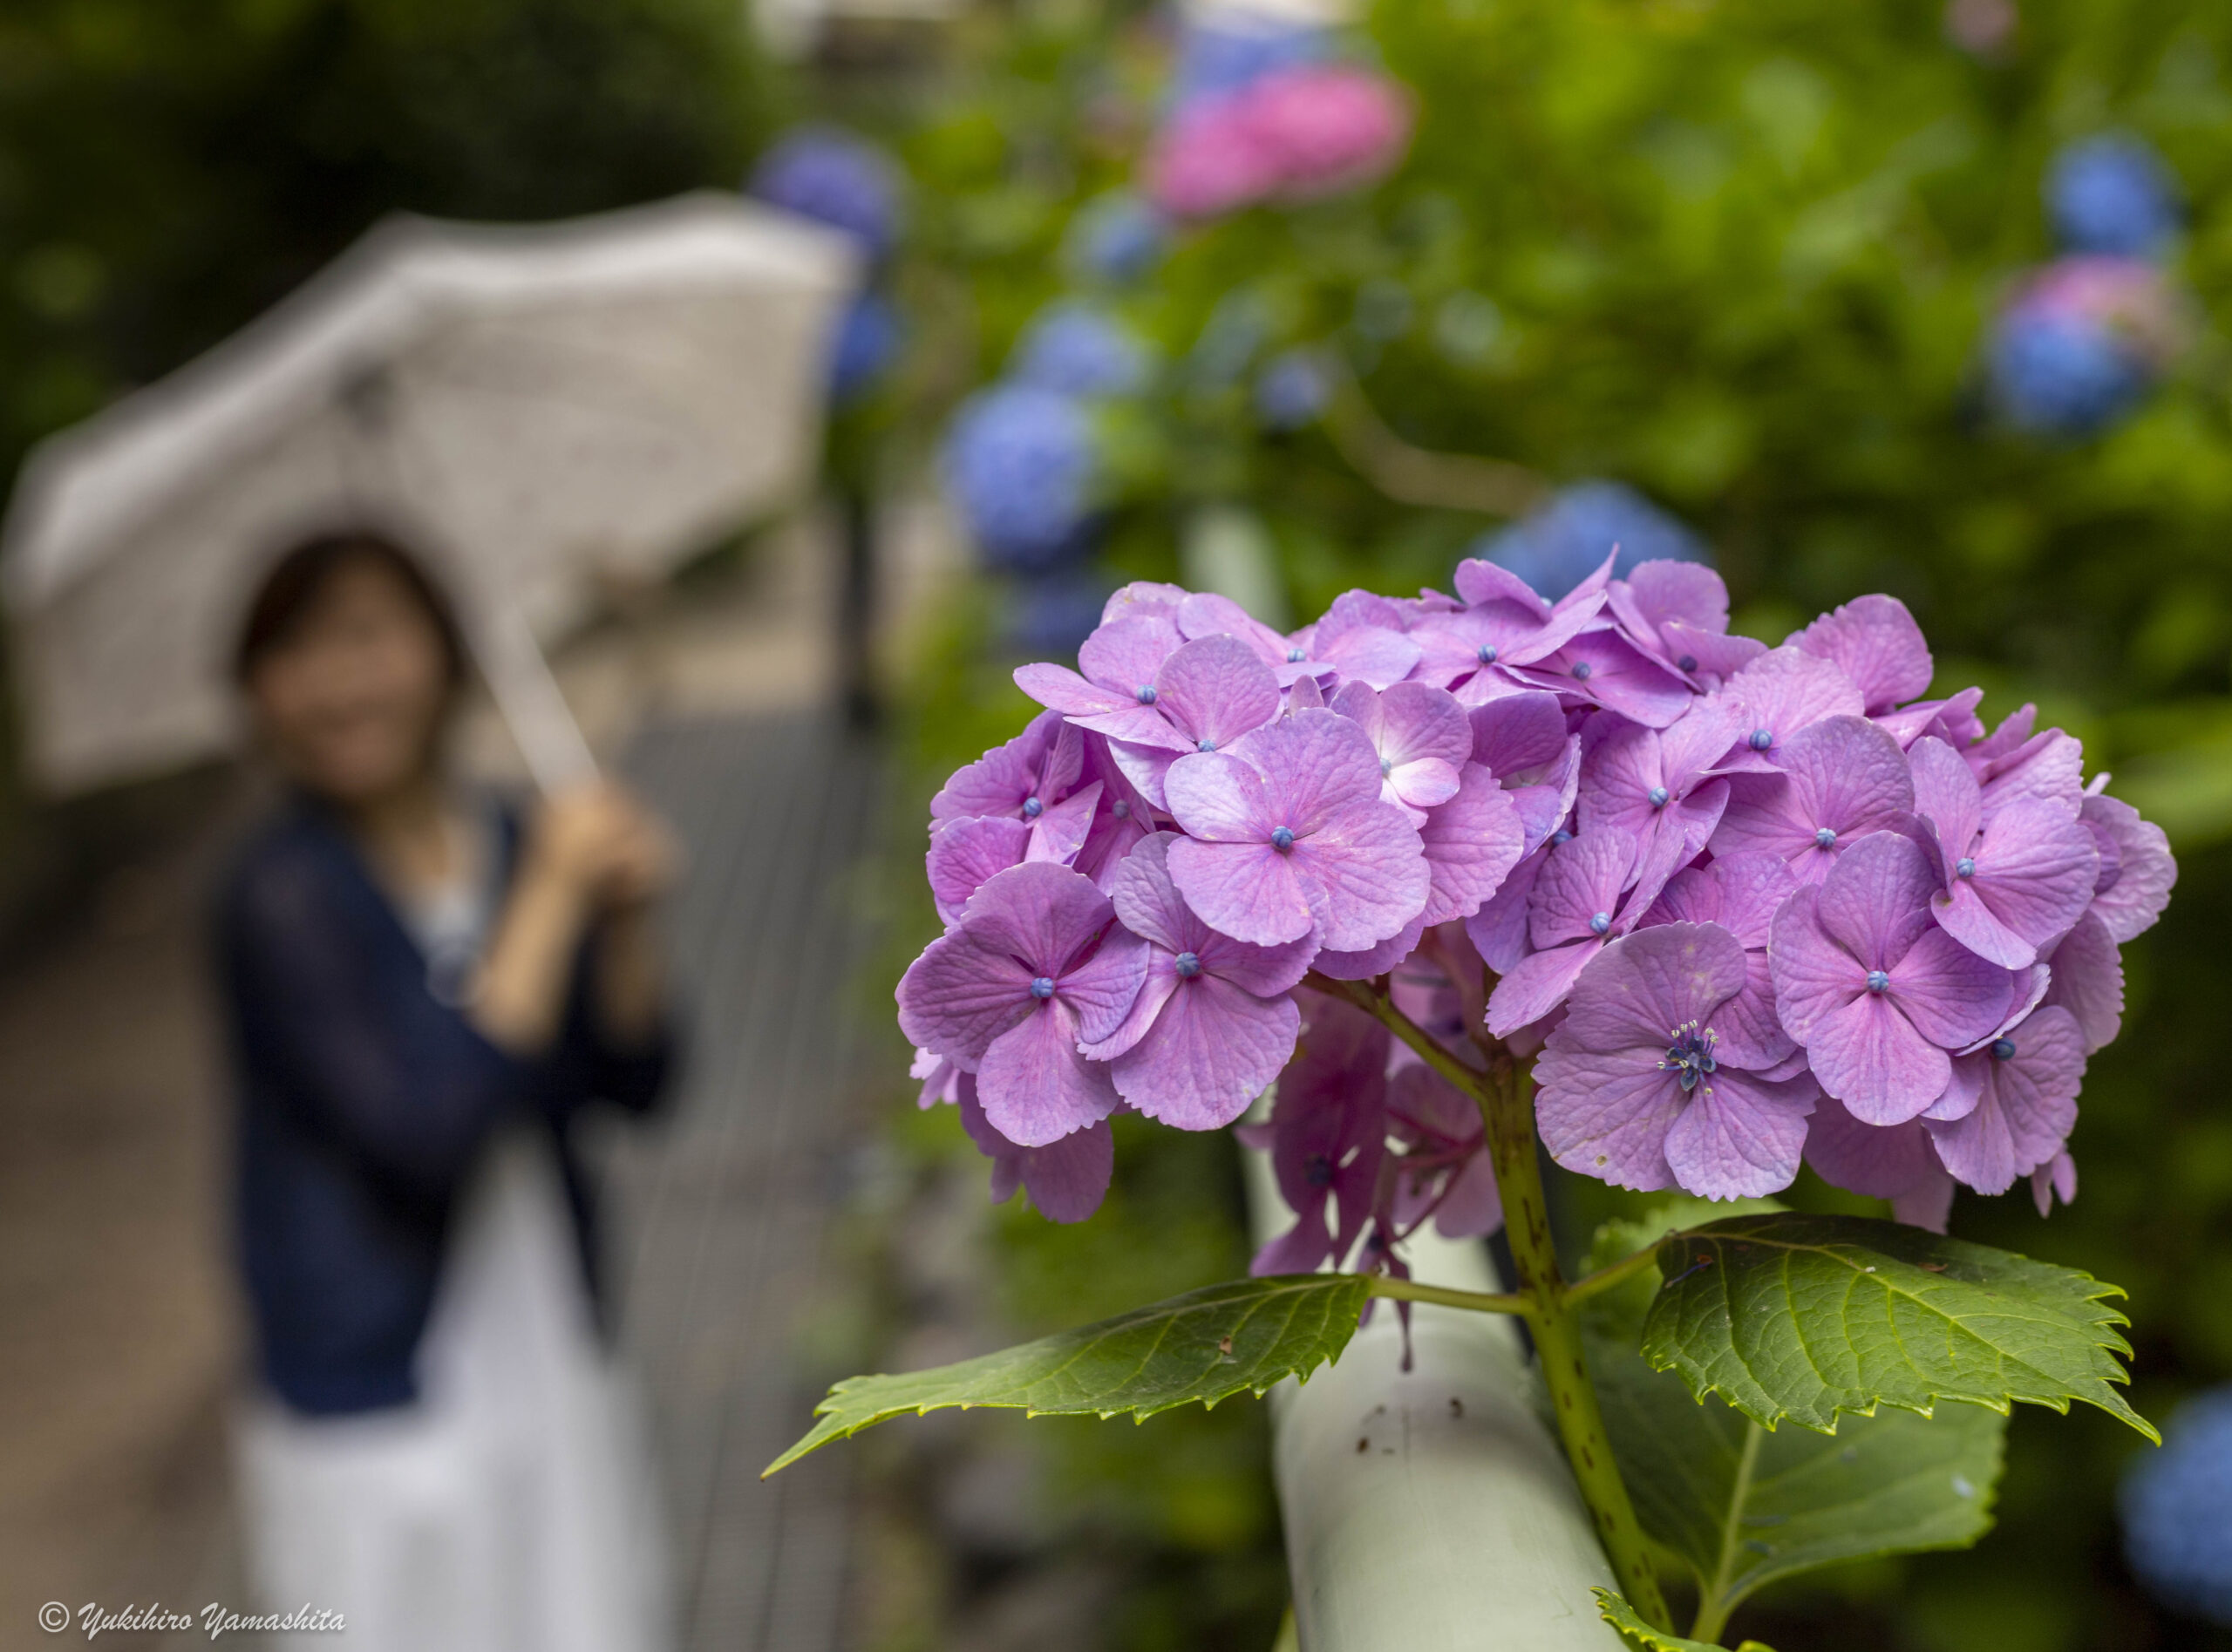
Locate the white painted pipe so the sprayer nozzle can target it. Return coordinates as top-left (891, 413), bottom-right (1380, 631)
top-left (1241, 1143), bottom-right (1628, 1651)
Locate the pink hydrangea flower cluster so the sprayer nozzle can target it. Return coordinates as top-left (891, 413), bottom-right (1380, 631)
top-left (897, 560), bottom-right (2174, 1273)
top-left (1147, 64), bottom-right (1412, 221)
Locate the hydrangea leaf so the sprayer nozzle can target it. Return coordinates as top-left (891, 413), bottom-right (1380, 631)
top-left (1593, 1588), bottom-right (1777, 1652)
top-left (1583, 1202), bottom-right (2005, 1637)
top-left (1639, 1212), bottom-right (2152, 1440)
top-left (765, 1274), bottom-right (1368, 1475)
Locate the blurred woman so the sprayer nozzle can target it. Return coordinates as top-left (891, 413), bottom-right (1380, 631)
top-left (215, 532), bottom-right (677, 1652)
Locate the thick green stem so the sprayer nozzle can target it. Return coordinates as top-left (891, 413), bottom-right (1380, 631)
top-left (1313, 973), bottom-right (1671, 1630)
top-left (1480, 1064), bottom-right (1671, 1629)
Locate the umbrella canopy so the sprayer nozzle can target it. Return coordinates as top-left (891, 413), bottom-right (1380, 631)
top-left (1, 190), bottom-right (861, 795)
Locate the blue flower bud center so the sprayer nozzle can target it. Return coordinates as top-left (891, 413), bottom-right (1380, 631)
top-left (1956, 857), bottom-right (1977, 880)
top-left (1749, 728), bottom-right (1773, 751)
top-left (1136, 684), bottom-right (1157, 704)
top-left (1589, 911), bottom-right (1611, 935)
top-left (1287, 647), bottom-right (1307, 663)
top-left (1113, 799), bottom-right (1131, 819)
top-left (1174, 951), bottom-right (1203, 979)
top-left (1551, 828), bottom-right (1574, 846)
top-left (1023, 795), bottom-right (1044, 819)
top-left (1866, 969), bottom-right (1891, 994)
top-left (1990, 1037), bottom-right (2017, 1061)
top-left (1647, 785), bottom-right (1670, 809)
top-left (1657, 1021), bottom-right (1719, 1093)
top-left (1270, 826), bottom-right (1296, 852)
top-left (1677, 655), bottom-right (1698, 673)
top-left (1571, 661), bottom-right (1594, 682)
top-left (1815, 826), bottom-right (1838, 849)
top-left (1030, 976), bottom-right (1056, 1000)
top-left (1476, 644), bottom-right (1498, 664)
top-left (1196, 738), bottom-right (1216, 752)
top-left (1304, 1152), bottom-right (1334, 1188)
top-left (1380, 756), bottom-right (1394, 777)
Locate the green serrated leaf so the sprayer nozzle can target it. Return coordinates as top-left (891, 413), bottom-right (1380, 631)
top-left (764, 1274), bottom-right (1369, 1476)
top-left (1643, 1213), bottom-right (2153, 1440)
top-left (1587, 1204), bottom-right (2006, 1635)
top-left (1593, 1587), bottom-right (1777, 1651)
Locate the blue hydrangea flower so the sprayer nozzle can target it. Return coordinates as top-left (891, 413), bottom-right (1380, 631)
top-left (749, 128), bottom-right (903, 262)
top-left (1472, 480), bottom-right (1711, 601)
top-left (1065, 194), bottom-right (1167, 285)
top-left (1011, 303), bottom-right (1153, 398)
top-left (1008, 568), bottom-right (1118, 657)
top-left (1169, 18), bottom-right (1325, 113)
top-left (828, 292), bottom-right (902, 404)
top-left (2047, 133), bottom-right (2181, 260)
top-left (2121, 1384), bottom-right (2232, 1626)
top-left (1987, 310), bottom-right (2148, 435)
top-left (1255, 349), bottom-right (1330, 428)
top-left (943, 385), bottom-right (1099, 572)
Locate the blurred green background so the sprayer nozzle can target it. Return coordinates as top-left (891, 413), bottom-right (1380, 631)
top-left (8, 0), bottom-right (2232, 1648)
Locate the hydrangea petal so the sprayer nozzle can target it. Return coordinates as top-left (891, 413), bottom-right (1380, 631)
top-left (1528, 830), bottom-right (1635, 948)
top-left (1485, 937), bottom-right (1600, 1036)
top-left (1107, 973), bottom-right (1301, 1129)
top-left (977, 1000), bottom-right (1119, 1146)
top-left (1167, 834), bottom-right (1314, 945)
top-left (1534, 1046), bottom-right (1683, 1190)
top-left (959, 1082), bottom-right (1114, 1222)
top-left (896, 928), bottom-right (1037, 1061)
top-left (1924, 1006), bottom-right (2085, 1194)
top-left (1155, 634), bottom-right (1282, 751)
top-left (1803, 1095), bottom-right (1943, 1200)
top-left (1802, 990), bottom-right (1953, 1125)
top-left (1662, 1068), bottom-right (1816, 1200)
top-left (2042, 909), bottom-right (2124, 1052)
top-left (1290, 800), bottom-right (1432, 950)
top-left (1467, 690), bottom-right (1569, 778)
top-left (1888, 927), bottom-right (2017, 1052)
top-left (1417, 762), bottom-right (1525, 925)
top-left (1790, 594), bottom-right (1933, 714)
top-left (2083, 792), bottom-right (2176, 942)
top-left (927, 815), bottom-right (1030, 924)
top-left (1312, 911), bottom-right (1426, 980)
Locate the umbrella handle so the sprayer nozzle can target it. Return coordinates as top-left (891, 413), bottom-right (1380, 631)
top-left (471, 596), bottom-right (600, 798)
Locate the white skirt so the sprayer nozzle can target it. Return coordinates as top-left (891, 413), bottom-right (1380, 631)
top-left (235, 1132), bottom-right (671, 1652)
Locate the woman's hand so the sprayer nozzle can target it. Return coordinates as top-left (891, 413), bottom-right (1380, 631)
top-left (523, 783), bottom-right (679, 914)
top-left (473, 782), bottom-right (677, 1055)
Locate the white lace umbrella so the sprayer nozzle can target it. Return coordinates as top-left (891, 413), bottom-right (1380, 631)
top-left (1, 191), bottom-right (861, 795)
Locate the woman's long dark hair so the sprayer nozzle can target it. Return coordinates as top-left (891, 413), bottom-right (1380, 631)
top-left (234, 531), bottom-right (468, 688)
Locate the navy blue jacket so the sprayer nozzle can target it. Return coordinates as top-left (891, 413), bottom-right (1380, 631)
top-left (214, 799), bottom-right (671, 1417)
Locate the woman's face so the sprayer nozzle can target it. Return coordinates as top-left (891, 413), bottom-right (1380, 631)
top-left (246, 557), bottom-right (453, 806)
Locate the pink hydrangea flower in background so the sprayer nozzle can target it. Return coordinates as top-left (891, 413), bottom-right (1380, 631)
top-left (1770, 832), bottom-right (2015, 1123)
top-left (1534, 922), bottom-right (1819, 1198)
top-left (897, 862), bottom-right (1147, 1146)
top-left (1145, 63), bottom-right (1412, 220)
top-left (1244, 65), bottom-right (1412, 198)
